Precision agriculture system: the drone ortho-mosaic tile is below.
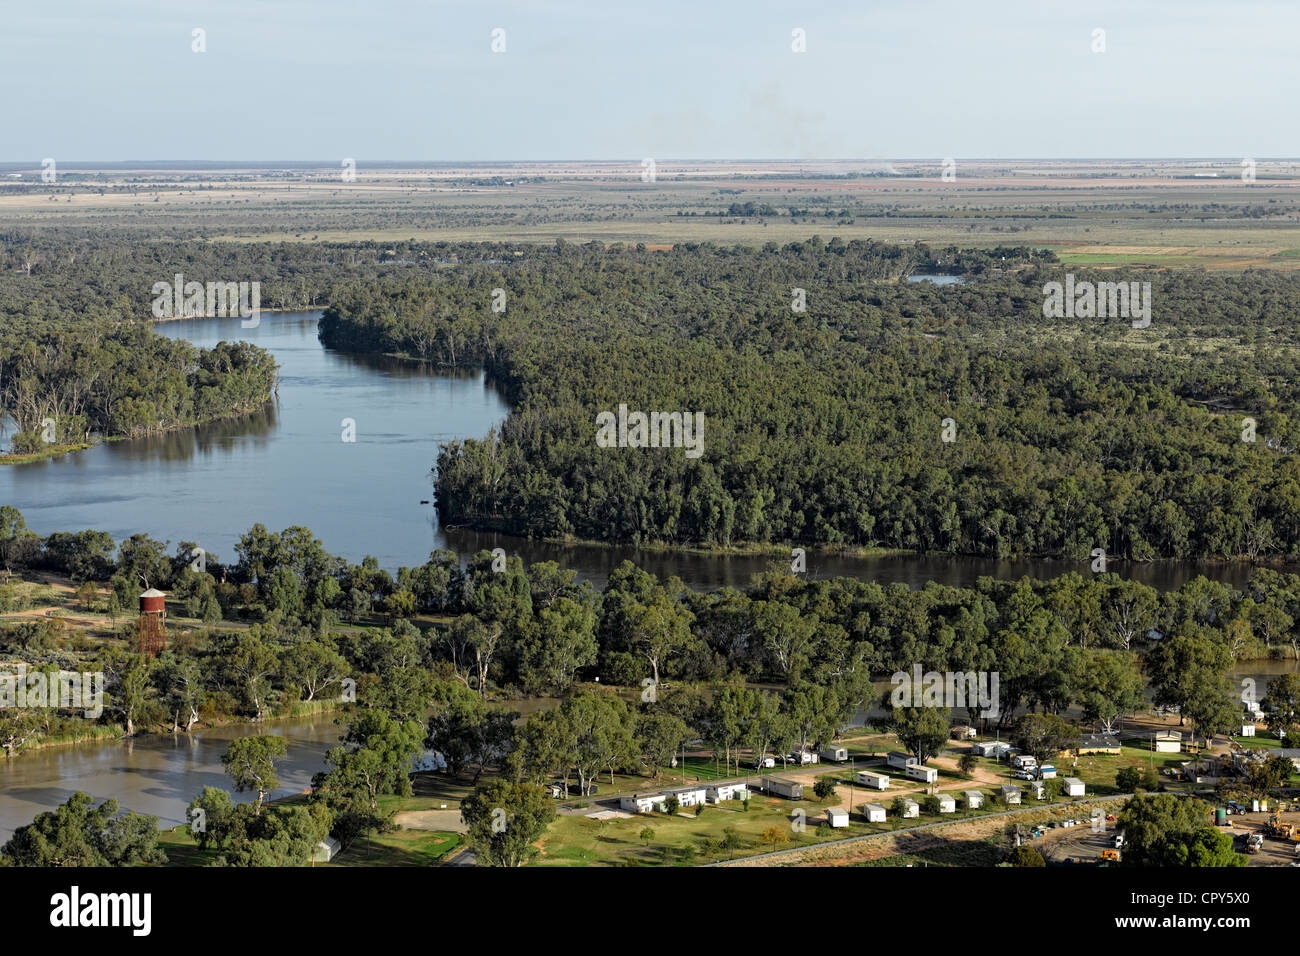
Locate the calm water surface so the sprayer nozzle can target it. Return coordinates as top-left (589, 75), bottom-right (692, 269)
top-left (0, 310), bottom-right (1282, 591)
top-left (0, 310), bottom-right (1295, 835)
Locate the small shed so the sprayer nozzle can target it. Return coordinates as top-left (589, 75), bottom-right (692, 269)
top-left (906, 764), bottom-right (938, 785)
top-left (1000, 784), bottom-right (1022, 805)
top-left (886, 751), bottom-right (918, 770)
top-left (1154, 731), bottom-right (1182, 753)
top-left (964, 790), bottom-right (985, 809)
top-left (971, 741), bottom-right (999, 757)
top-left (825, 807), bottom-right (849, 828)
top-left (1062, 777), bottom-right (1086, 797)
top-left (762, 776), bottom-right (803, 800)
top-left (821, 744), bottom-right (849, 763)
top-left (1027, 780), bottom-right (1047, 799)
top-left (937, 793), bottom-right (956, 813)
top-left (901, 798), bottom-right (920, 818)
top-left (951, 725), bottom-right (977, 740)
top-left (311, 836), bottom-right (341, 863)
top-left (862, 803), bottom-right (887, 823)
top-left (1241, 723), bottom-right (1256, 737)
top-left (856, 770), bottom-right (890, 790)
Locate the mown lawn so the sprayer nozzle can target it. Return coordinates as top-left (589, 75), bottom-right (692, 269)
top-left (329, 829), bottom-right (461, 867)
top-left (156, 819), bottom-right (461, 867)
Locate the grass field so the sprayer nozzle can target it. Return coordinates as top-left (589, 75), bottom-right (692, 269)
top-left (329, 829), bottom-right (461, 867)
top-left (8, 159), bottom-right (1300, 269)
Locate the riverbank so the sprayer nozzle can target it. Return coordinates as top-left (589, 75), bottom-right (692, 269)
top-left (0, 441), bottom-right (97, 465)
top-left (0, 397), bottom-right (278, 466)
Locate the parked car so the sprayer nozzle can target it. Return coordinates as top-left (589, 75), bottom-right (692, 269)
top-left (1013, 769), bottom-right (1035, 780)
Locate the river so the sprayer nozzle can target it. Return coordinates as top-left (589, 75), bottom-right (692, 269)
top-left (0, 310), bottom-right (1280, 591)
top-left (0, 309), bottom-right (1295, 839)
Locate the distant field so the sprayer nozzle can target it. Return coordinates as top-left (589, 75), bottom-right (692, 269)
top-left (6, 158), bottom-right (1300, 269)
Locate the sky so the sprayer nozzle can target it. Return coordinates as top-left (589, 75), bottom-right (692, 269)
top-left (3, 0), bottom-right (1297, 162)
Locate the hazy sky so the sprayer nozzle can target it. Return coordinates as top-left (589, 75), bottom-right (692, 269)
top-left (4, 0), bottom-right (1296, 161)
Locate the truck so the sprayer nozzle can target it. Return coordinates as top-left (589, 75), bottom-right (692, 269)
top-left (1245, 832), bottom-right (1264, 854)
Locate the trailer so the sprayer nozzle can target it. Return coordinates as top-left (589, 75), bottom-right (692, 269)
top-left (820, 744), bottom-right (849, 763)
top-left (886, 751), bottom-right (918, 770)
top-left (855, 770), bottom-right (890, 790)
top-left (761, 776), bottom-right (803, 800)
top-left (861, 803), bottom-right (887, 823)
top-left (905, 764), bottom-right (938, 784)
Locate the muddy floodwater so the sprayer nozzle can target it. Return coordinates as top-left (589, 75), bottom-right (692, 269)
top-left (0, 715), bottom-right (344, 841)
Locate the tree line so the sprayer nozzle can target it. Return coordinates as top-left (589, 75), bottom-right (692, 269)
top-left (6, 509), bottom-right (1300, 753)
top-left (0, 323), bottom-right (278, 452)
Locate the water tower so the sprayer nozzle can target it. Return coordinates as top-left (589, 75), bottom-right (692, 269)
top-left (138, 588), bottom-right (167, 658)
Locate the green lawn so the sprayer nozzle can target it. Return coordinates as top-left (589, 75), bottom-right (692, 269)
top-left (329, 829), bottom-right (461, 867)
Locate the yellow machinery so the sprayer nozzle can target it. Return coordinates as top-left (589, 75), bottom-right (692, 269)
top-left (1100, 849), bottom-right (1120, 862)
top-left (1265, 812), bottom-right (1295, 841)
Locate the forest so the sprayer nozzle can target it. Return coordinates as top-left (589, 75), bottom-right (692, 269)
top-left (313, 238), bottom-right (1300, 560)
top-left (7, 234), bottom-right (1300, 559)
top-left (4, 508), bottom-right (1299, 760)
top-left (0, 323), bottom-right (278, 453)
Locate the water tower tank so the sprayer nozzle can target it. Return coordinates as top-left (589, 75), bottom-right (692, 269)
top-left (139, 588), bottom-right (166, 614)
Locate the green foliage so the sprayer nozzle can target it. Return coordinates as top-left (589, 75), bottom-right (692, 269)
top-left (315, 242), bottom-right (1300, 561)
top-left (460, 780), bottom-right (555, 867)
top-left (1117, 793), bottom-right (1241, 867)
top-left (0, 323), bottom-right (277, 451)
top-left (1116, 766), bottom-right (1143, 792)
top-left (1006, 845), bottom-right (1046, 867)
top-left (1, 792), bottom-right (167, 866)
top-left (221, 734), bottom-right (289, 811)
